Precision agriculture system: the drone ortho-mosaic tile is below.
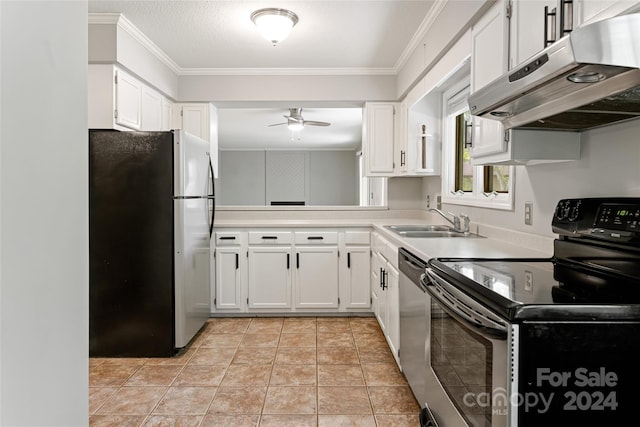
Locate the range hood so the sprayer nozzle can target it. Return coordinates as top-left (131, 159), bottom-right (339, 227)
top-left (468, 13), bottom-right (640, 131)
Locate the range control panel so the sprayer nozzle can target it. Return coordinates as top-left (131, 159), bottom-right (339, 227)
top-left (594, 204), bottom-right (640, 231)
top-left (552, 198), bottom-right (640, 243)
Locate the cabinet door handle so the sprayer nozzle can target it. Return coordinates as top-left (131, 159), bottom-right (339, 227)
top-left (380, 267), bottom-right (385, 288)
top-left (235, 253), bottom-right (239, 269)
top-left (219, 236), bottom-right (236, 240)
top-left (296, 253), bottom-right (300, 269)
top-left (400, 150), bottom-right (406, 166)
top-left (544, 5), bottom-right (557, 47)
top-left (382, 270), bottom-right (388, 290)
top-left (560, 0), bottom-right (573, 36)
top-left (347, 252), bottom-right (351, 269)
top-left (287, 253), bottom-right (290, 270)
top-left (307, 236), bottom-right (324, 240)
top-left (261, 236), bottom-right (278, 240)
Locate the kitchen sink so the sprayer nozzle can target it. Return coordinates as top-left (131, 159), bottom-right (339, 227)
top-left (384, 225), bottom-right (484, 238)
top-left (384, 224), bottom-right (454, 233)
top-left (398, 230), bottom-right (484, 238)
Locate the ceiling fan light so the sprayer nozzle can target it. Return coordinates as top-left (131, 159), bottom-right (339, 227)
top-left (251, 8), bottom-right (299, 46)
top-left (287, 122), bottom-right (304, 132)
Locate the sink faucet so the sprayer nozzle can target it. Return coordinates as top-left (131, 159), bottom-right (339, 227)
top-left (428, 208), bottom-right (470, 235)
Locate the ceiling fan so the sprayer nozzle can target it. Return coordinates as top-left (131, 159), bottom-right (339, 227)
top-left (268, 108), bottom-right (331, 131)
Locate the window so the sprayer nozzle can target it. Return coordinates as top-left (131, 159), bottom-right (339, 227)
top-left (441, 77), bottom-right (514, 210)
top-left (454, 111), bottom-right (473, 192)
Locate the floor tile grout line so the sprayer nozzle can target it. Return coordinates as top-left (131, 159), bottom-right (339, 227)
top-left (90, 316), bottom-right (418, 426)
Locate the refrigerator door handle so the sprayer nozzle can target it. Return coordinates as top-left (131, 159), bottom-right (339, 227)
top-left (207, 160), bottom-right (215, 238)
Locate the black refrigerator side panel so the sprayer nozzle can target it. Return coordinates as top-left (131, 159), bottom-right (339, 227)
top-left (89, 130), bottom-right (175, 357)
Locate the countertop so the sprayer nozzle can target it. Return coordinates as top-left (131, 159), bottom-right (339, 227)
top-left (213, 217), bottom-right (554, 262)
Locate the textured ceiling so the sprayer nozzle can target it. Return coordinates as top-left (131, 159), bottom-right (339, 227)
top-left (88, 0), bottom-right (435, 71)
top-left (88, 1), bottom-right (436, 149)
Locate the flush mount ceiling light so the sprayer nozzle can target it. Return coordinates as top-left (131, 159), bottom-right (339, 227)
top-left (250, 8), bottom-right (299, 46)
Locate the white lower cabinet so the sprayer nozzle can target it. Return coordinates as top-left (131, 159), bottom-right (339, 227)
top-left (212, 227), bottom-right (372, 314)
top-left (295, 246), bottom-right (339, 308)
top-left (371, 250), bottom-right (388, 332)
top-left (213, 231), bottom-right (246, 312)
top-left (248, 246), bottom-right (293, 309)
top-left (386, 263), bottom-right (400, 361)
top-left (341, 246), bottom-right (371, 309)
top-left (371, 232), bottom-right (400, 364)
top-left (214, 247), bottom-right (243, 310)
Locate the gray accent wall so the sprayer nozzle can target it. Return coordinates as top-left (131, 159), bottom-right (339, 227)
top-left (218, 150), bottom-right (358, 206)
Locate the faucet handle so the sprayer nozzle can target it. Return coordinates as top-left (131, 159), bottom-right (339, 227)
top-left (459, 214), bottom-right (470, 232)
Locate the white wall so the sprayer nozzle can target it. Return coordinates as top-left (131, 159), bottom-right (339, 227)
top-left (428, 119), bottom-right (640, 237)
top-left (1, 1), bottom-right (88, 425)
top-left (396, 0), bottom-right (491, 99)
top-left (88, 15), bottom-right (180, 99)
top-left (179, 74), bottom-right (397, 103)
top-left (388, 177), bottom-right (426, 210)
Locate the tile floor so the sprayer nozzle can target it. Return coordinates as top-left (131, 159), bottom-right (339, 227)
top-left (89, 316), bottom-right (420, 427)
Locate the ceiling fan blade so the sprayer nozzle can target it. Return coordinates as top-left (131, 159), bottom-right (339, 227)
top-left (303, 120), bottom-right (331, 126)
top-left (287, 115), bottom-right (303, 123)
top-left (268, 122), bottom-right (287, 127)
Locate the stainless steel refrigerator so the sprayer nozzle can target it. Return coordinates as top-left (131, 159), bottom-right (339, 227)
top-left (89, 129), bottom-right (213, 357)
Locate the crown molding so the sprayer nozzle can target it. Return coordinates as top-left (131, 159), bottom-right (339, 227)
top-left (89, 13), bottom-right (182, 75)
top-left (393, 0), bottom-right (449, 73)
top-left (88, 10), bottom-right (434, 78)
top-left (179, 67), bottom-right (396, 76)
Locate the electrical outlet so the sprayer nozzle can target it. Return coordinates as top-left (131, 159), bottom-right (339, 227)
top-left (524, 270), bottom-right (533, 291)
top-left (524, 202), bottom-right (533, 225)
top-left (437, 195), bottom-right (442, 210)
top-left (426, 195), bottom-right (431, 208)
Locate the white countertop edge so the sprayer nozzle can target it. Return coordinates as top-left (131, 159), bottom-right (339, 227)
top-left (216, 205), bottom-right (389, 211)
top-left (212, 217), bottom-right (555, 260)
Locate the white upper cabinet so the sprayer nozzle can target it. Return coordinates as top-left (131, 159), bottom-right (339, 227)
top-left (114, 68), bottom-right (142, 130)
top-left (176, 103), bottom-right (210, 141)
top-left (469, 1), bottom-right (583, 165)
top-left (510, 0), bottom-right (558, 67)
top-left (470, 1), bottom-right (509, 93)
top-left (161, 97), bottom-right (173, 131)
top-left (470, 0), bottom-right (510, 159)
top-left (363, 102), bottom-right (396, 176)
top-left (395, 103), bottom-right (409, 175)
top-left (174, 103), bottom-right (219, 178)
top-left (141, 85), bottom-right (162, 131)
top-left (88, 64), bottom-right (173, 132)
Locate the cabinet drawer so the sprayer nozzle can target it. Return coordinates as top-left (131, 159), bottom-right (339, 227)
top-left (248, 231), bottom-right (293, 245)
top-left (294, 231), bottom-right (338, 245)
top-left (215, 231), bottom-right (242, 246)
top-left (344, 231), bottom-right (370, 245)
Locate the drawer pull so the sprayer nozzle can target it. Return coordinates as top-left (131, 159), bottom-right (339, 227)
top-left (307, 236), bottom-right (324, 240)
top-left (219, 236), bottom-right (236, 240)
top-left (261, 236), bottom-right (278, 240)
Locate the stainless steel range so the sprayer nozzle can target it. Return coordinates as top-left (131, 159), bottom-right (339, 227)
top-left (421, 197), bottom-right (640, 427)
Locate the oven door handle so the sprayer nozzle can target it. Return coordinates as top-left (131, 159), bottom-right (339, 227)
top-left (423, 269), bottom-right (508, 340)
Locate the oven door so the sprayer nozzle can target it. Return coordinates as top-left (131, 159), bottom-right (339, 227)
top-left (423, 269), bottom-right (512, 427)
